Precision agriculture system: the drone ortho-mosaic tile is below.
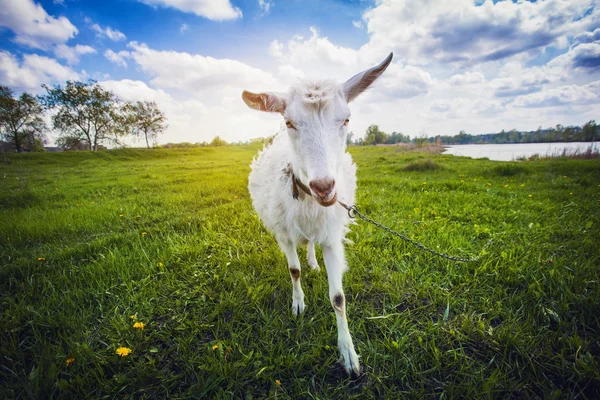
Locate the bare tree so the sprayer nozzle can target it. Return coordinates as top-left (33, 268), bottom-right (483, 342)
top-left (119, 101), bottom-right (167, 148)
top-left (39, 80), bottom-right (122, 151)
top-left (0, 86), bottom-right (47, 152)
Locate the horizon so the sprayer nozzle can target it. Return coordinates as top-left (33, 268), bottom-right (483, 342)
top-left (1, 0), bottom-right (599, 146)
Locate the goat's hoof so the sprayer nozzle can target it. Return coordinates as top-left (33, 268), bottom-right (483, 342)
top-left (309, 263), bottom-right (320, 272)
top-left (338, 348), bottom-right (361, 377)
top-left (291, 299), bottom-right (306, 316)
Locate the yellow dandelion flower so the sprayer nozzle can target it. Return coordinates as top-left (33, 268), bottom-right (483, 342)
top-left (212, 344), bottom-right (219, 351)
top-left (234, 195), bottom-right (238, 199)
top-left (504, 184), bottom-right (509, 188)
top-left (115, 347), bottom-right (132, 357)
top-left (141, 232), bottom-right (147, 236)
top-left (133, 322), bottom-right (145, 330)
top-left (423, 182), bottom-right (427, 185)
top-left (66, 357), bottom-right (75, 366)
top-left (129, 315), bottom-right (136, 320)
top-left (37, 257), bottom-right (46, 261)
top-left (158, 262), bottom-right (164, 268)
top-left (528, 194), bottom-right (533, 198)
top-left (275, 379), bottom-right (281, 386)
top-left (119, 213), bottom-right (124, 217)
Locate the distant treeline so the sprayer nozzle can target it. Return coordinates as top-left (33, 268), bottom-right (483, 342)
top-left (351, 120), bottom-right (598, 146)
top-left (434, 121), bottom-right (598, 145)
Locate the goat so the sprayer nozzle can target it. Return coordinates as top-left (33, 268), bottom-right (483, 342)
top-left (242, 53), bottom-right (393, 376)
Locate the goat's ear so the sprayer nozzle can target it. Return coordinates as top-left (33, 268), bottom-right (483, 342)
top-left (242, 91), bottom-right (286, 114)
top-left (343, 52), bottom-right (393, 102)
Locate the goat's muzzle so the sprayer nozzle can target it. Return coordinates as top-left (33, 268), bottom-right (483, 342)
top-left (309, 179), bottom-right (337, 207)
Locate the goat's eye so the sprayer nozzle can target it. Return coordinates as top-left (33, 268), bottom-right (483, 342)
top-left (286, 120), bottom-right (295, 129)
top-left (343, 119), bottom-right (350, 126)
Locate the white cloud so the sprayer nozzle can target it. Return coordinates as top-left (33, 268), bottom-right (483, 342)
top-left (448, 71), bottom-right (486, 86)
top-left (136, 0), bottom-right (242, 20)
top-left (512, 81), bottom-right (599, 108)
top-left (258, 0), bottom-right (273, 14)
top-left (0, 0), bottom-right (77, 49)
top-left (179, 23), bottom-right (189, 34)
top-left (352, 20), bottom-right (363, 29)
top-left (126, 41), bottom-right (280, 101)
top-left (361, 0), bottom-right (598, 66)
top-left (550, 41), bottom-right (600, 72)
top-left (86, 18), bottom-right (126, 41)
top-left (53, 44), bottom-right (96, 65)
top-left (0, 51), bottom-right (80, 92)
top-left (376, 63), bottom-right (434, 99)
top-left (104, 49), bottom-right (131, 68)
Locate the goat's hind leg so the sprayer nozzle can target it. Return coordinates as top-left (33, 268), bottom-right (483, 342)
top-left (277, 237), bottom-right (305, 316)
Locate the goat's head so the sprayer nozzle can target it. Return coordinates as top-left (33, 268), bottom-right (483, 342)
top-left (242, 53), bottom-right (393, 207)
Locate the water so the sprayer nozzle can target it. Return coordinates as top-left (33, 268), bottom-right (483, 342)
top-left (443, 142), bottom-right (599, 161)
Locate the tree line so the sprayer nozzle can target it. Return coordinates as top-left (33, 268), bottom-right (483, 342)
top-left (0, 80), bottom-right (167, 152)
top-left (352, 121), bottom-right (598, 146)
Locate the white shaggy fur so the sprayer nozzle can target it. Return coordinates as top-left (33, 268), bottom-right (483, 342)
top-left (242, 53), bottom-right (393, 376)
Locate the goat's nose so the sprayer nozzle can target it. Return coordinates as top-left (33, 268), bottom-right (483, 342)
top-left (309, 178), bottom-right (335, 199)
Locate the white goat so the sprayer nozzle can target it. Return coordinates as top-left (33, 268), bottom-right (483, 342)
top-left (242, 53), bottom-right (393, 376)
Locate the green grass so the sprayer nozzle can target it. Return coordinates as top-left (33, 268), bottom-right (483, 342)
top-left (1, 146), bottom-right (599, 399)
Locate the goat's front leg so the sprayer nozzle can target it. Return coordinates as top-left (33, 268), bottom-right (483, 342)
top-left (278, 237), bottom-right (305, 316)
top-left (322, 242), bottom-right (360, 376)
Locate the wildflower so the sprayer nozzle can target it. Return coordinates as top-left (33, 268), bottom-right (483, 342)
top-left (528, 194), bottom-right (533, 198)
top-left (37, 257), bottom-right (46, 261)
top-left (212, 344), bottom-right (219, 351)
top-left (520, 184), bottom-right (525, 187)
top-left (66, 357), bottom-right (75, 366)
top-left (133, 322), bottom-right (145, 330)
top-left (141, 232), bottom-right (147, 236)
top-left (119, 213), bottom-right (124, 217)
top-left (392, 341), bottom-right (399, 349)
top-left (275, 379), bottom-right (281, 386)
top-left (234, 195), bottom-right (238, 199)
top-left (504, 184), bottom-right (509, 188)
top-left (158, 262), bottom-right (164, 268)
top-left (423, 182), bottom-right (427, 185)
top-left (115, 347), bottom-right (132, 357)
top-left (129, 315), bottom-right (136, 320)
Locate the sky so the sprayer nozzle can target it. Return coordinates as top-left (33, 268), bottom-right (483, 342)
top-left (0, 0), bottom-right (599, 145)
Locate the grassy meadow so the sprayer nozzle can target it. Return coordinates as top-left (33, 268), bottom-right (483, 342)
top-left (1, 145), bottom-right (599, 398)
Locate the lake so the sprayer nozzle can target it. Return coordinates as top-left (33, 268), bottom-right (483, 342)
top-left (443, 142), bottom-right (600, 161)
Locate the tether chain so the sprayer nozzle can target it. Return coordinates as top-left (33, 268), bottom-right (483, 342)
top-left (337, 200), bottom-right (493, 263)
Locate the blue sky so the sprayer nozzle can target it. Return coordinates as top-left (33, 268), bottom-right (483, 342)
top-left (1, 0), bottom-right (599, 145)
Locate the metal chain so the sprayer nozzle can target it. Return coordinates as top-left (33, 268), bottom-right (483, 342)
top-left (337, 200), bottom-right (493, 263)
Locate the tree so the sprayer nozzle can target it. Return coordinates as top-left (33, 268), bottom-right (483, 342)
top-left (582, 120), bottom-right (597, 142)
top-left (119, 101), bottom-right (167, 148)
top-left (0, 86), bottom-right (47, 152)
top-left (40, 80), bottom-right (122, 151)
top-left (347, 131), bottom-right (354, 146)
top-left (210, 136), bottom-right (227, 146)
top-left (364, 124), bottom-right (387, 145)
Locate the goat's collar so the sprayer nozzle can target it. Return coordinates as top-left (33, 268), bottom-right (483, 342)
top-left (289, 165), bottom-right (312, 200)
